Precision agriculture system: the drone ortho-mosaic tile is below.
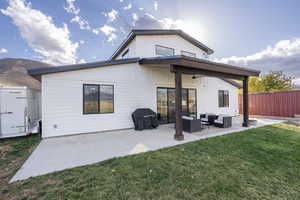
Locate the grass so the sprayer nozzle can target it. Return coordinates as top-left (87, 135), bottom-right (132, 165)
top-left (0, 134), bottom-right (40, 199)
top-left (1, 123), bottom-right (300, 200)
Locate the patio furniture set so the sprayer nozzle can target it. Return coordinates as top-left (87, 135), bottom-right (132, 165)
top-left (182, 113), bottom-right (232, 133)
top-left (132, 108), bottom-right (233, 133)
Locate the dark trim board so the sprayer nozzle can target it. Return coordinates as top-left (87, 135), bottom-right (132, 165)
top-left (29, 56), bottom-right (256, 89)
top-left (221, 79), bottom-right (242, 89)
top-left (29, 57), bottom-right (140, 80)
top-left (29, 55), bottom-right (258, 81)
top-left (140, 56), bottom-right (260, 78)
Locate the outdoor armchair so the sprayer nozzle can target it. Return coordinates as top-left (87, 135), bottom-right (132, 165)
top-left (214, 115), bottom-right (232, 128)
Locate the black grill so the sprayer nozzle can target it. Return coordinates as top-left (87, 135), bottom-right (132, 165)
top-left (131, 108), bottom-right (159, 130)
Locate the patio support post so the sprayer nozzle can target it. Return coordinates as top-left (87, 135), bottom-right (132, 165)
top-left (242, 76), bottom-right (249, 127)
top-left (174, 70), bottom-right (184, 140)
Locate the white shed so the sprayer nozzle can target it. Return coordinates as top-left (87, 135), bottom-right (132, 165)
top-left (0, 86), bottom-right (41, 138)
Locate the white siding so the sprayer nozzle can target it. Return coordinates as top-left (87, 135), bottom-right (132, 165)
top-left (198, 77), bottom-right (239, 116)
top-left (116, 35), bottom-right (207, 59)
top-left (42, 63), bottom-right (239, 138)
top-left (136, 35), bottom-right (207, 58)
top-left (116, 38), bottom-right (137, 59)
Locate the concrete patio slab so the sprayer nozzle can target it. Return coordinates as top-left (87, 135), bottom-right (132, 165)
top-left (10, 117), bottom-right (283, 182)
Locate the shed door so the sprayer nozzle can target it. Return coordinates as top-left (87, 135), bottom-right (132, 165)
top-left (0, 89), bottom-right (27, 136)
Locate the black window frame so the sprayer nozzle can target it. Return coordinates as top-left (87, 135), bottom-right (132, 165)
top-left (218, 90), bottom-right (229, 107)
top-left (121, 49), bottom-right (129, 59)
top-left (83, 84), bottom-right (114, 115)
top-left (181, 50), bottom-right (196, 58)
top-left (155, 45), bottom-right (175, 56)
top-left (156, 87), bottom-right (197, 123)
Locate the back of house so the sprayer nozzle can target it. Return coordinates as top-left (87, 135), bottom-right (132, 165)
top-left (29, 29), bottom-right (251, 138)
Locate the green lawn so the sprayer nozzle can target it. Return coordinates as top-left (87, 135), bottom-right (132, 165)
top-left (1, 123), bottom-right (300, 200)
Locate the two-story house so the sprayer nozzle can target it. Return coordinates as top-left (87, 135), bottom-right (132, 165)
top-left (29, 29), bottom-right (259, 139)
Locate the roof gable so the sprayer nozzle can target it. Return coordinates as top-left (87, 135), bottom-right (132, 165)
top-left (111, 29), bottom-right (214, 59)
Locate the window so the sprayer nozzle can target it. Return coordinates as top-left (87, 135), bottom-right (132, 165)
top-left (83, 84), bottom-right (114, 114)
top-left (83, 85), bottom-right (99, 114)
top-left (155, 45), bottom-right (174, 56)
top-left (218, 90), bottom-right (229, 107)
top-left (157, 87), bottom-right (197, 124)
top-left (122, 49), bottom-right (129, 59)
top-left (181, 50), bottom-right (196, 58)
top-left (100, 85), bottom-right (114, 113)
top-left (188, 89), bottom-right (197, 117)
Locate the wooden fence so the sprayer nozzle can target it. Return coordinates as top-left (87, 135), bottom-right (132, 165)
top-left (239, 90), bottom-right (300, 118)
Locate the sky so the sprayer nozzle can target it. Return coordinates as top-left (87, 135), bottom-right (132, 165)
top-left (0, 0), bottom-right (300, 84)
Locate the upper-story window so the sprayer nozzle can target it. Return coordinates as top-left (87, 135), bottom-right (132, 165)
top-left (122, 49), bottom-right (129, 59)
top-left (181, 50), bottom-right (196, 58)
top-left (155, 45), bottom-right (174, 56)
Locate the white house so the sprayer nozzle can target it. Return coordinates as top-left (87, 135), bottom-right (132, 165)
top-left (29, 29), bottom-right (259, 139)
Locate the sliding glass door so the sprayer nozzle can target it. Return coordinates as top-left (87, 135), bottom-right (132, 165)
top-left (157, 87), bottom-right (197, 124)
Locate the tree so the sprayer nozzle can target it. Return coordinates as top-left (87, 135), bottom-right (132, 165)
top-left (240, 71), bottom-right (295, 93)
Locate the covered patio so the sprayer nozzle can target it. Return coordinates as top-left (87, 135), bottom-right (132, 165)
top-left (11, 117), bottom-right (282, 182)
top-left (139, 55), bottom-right (260, 140)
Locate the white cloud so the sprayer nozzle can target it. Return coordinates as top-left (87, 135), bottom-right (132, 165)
top-left (1, 0), bottom-right (79, 65)
top-left (64, 0), bottom-right (80, 15)
top-left (132, 13), bottom-right (138, 21)
top-left (215, 38), bottom-right (300, 78)
top-left (159, 18), bottom-right (184, 29)
top-left (79, 40), bottom-right (85, 44)
top-left (93, 25), bottom-right (117, 42)
top-left (139, 7), bottom-right (144, 11)
top-left (154, 1), bottom-right (158, 10)
top-left (64, 0), bottom-right (92, 32)
top-left (120, 0), bottom-right (123, 2)
top-left (70, 15), bottom-right (91, 30)
top-left (138, 13), bottom-right (183, 29)
top-left (123, 3), bottom-right (132, 10)
top-left (102, 9), bottom-right (118, 22)
top-left (0, 48), bottom-right (8, 54)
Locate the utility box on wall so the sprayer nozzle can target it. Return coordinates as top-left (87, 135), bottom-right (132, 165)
top-left (0, 86), bottom-right (41, 138)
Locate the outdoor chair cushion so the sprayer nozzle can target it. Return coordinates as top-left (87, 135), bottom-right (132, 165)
top-left (201, 118), bottom-right (208, 122)
top-left (216, 114), bottom-right (225, 121)
top-left (215, 120), bottom-right (223, 124)
top-left (214, 115), bottom-right (232, 128)
top-left (200, 113), bottom-right (217, 125)
top-left (182, 116), bottom-right (193, 120)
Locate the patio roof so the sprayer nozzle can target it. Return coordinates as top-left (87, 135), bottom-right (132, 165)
top-left (139, 56), bottom-right (260, 140)
top-left (139, 55), bottom-right (260, 80)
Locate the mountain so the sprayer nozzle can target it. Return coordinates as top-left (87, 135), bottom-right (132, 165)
top-left (0, 58), bottom-right (51, 89)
